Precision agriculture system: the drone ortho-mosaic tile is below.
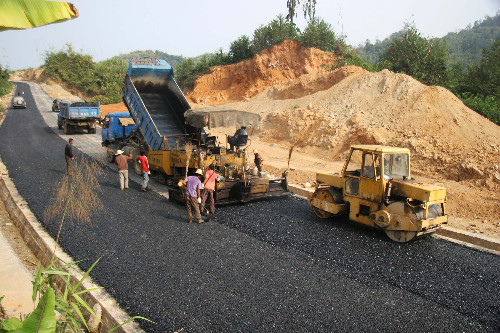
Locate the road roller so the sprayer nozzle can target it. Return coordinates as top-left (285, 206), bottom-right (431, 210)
top-left (309, 145), bottom-right (448, 242)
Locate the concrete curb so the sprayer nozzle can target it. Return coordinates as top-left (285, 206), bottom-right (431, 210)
top-left (0, 89), bottom-right (144, 332)
top-left (287, 184), bottom-right (500, 254)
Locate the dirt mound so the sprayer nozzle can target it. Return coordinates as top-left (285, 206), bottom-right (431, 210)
top-left (100, 102), bottom-right (128, 118)
top-left (268, 65), bottom-right (365, 100)
top-left (187, 40), bottom-right (337, 106)
top-left (259, 69), bottom-right (500, 180)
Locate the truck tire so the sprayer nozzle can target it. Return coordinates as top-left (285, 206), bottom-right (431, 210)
top-left (58, 121), bottom-right (62, 130)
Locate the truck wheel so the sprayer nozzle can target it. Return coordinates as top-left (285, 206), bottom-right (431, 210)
top-left (129, 147), bottom-right (142, 176)
top-left (58, 121), bottom-right (62, 130)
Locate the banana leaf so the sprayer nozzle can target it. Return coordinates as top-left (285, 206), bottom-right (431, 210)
top-left (0, 0), bottom-right (78, 31)
top-left (13, 287), bottom-right (56, 333)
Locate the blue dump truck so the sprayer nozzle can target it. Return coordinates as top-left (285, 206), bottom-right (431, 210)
top-left (121, 58), bottom-right (288, 204)
top-left (58, 101), bottom-right (100, 134)
top-left (101, 112), bottom-right (136, 146)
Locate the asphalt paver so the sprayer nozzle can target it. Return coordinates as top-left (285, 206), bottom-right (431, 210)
top-left (0, 82), bottom-right (498, 332)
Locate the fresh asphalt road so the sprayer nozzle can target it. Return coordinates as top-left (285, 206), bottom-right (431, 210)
top-left (0, 82), bottom-right (498, 332)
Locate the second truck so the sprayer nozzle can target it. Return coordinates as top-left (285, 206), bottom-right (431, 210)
top-left (121, 58), bottom-right (289, 203)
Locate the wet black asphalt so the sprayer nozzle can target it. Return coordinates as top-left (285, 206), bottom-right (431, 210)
top-left (0, 82), bottom-right (498, 332)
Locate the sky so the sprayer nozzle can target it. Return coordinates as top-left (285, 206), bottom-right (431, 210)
top-left (0, 0), bottom-right (499, 70)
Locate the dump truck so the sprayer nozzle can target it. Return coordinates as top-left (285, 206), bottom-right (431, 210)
top-left (101, 112), bottom-right (136, 146)
top-left (121, 58), bottom-right (288, 203)
top-left (58, 101), bottom-right (100, 134)
top-left (309, 145), bottom-right (448, 242)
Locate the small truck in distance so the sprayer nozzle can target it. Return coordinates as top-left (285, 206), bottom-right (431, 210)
top-left (58, 101), bottom-right (100, 134)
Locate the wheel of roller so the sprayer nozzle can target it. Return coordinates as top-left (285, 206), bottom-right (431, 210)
top-left (311, 187), bottom-right (343, 219)
top-left (384, 201), bottom-right (418, 243)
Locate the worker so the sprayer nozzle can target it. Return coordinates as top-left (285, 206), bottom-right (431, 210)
top-left (185, 169), bottom-right (204, 224)
top-left (253, 149), bottom-right (264, 173)
top-left (137, 150), bottom-right (150, 192)
top-left (201, 164), bottom-right (217, 220)
top-left (65, 138), bottom-right (74, 175)
top-left (115, 150), bottom-right (132, 190)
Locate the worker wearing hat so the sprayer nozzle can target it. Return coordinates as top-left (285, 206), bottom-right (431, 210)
top-left (115, 149), bottom-right (132, 190)
top-left (253, 149), bottom-right (264, 173)
top-left (185, 169), bottom-right (204, 224)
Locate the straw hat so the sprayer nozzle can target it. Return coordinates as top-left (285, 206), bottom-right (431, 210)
top-left (116, 150), bottom-right (124, 155)
top-left (195, 169), bottom-right (203, 175)
top-left (253, 149), bottom-right (258, 154)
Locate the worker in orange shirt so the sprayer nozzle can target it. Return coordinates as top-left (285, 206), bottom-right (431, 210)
top-left (201, 164), bottom-right (217, 221)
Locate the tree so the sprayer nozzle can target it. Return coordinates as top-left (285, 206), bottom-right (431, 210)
top-left (286, 0), bottom-right (317, 22)
top-left (229, 35), bottom-right (254, 63)
top-left (252, 15), bottom-right (300, 53)
top-left (300, 17), bottom-right (344, 53)
top-left (463, 40), bottom-right (500, 97)
top-left (381, 24), bottom-right (449, 86)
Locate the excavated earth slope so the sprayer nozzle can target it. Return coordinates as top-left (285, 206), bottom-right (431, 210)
top-left (187, 40), bottom-right (338, 105)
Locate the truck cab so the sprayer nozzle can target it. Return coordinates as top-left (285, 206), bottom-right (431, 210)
top-left (101, 112), bottom-right (136, 146)
top-left (310, 145), bottom-right (448, 242)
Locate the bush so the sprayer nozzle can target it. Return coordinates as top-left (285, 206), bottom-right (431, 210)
top-left (252, 14), bottom-right (300, 53)
top-left (381, 24), bottom-right (449, 86)
top-left (0, 65), bottom-right (11, 97)
top-left (300, 17), bottom-right (345, 53)
top-left (229, 35), bottom-right (254, 63)
top-left (44, 44), bottom-right (127, 104)
top-left (460, 93), bottom-right (500, 125)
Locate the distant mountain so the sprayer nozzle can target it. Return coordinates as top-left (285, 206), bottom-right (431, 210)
top-left (109, 50), bottom-right (185, 67)
top-left (355, 13), bottom-right (500, 66)
top-left (442, 14), bottom-right (500, 66)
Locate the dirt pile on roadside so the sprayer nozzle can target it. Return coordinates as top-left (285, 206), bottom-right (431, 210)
top-left (187, 40), bottom-right (338, 106)
top-left (100, 102), bottom-right (128, 118)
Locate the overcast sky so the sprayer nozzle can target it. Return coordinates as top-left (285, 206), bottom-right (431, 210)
top-left (0, 0), bottom-right (498, 70)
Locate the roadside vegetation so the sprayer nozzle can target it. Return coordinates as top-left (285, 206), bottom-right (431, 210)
top-left (0, 66), bottom-right (11, 97)
top-left (44, 45), bottom-right (127, 104)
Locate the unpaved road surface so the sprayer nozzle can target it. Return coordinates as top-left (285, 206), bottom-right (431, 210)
top-left (0, 82), bottom-right (498, 332)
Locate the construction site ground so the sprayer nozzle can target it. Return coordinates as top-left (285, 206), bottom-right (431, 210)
top-left (0, 81), bottom-right (498, 332)
top-left (10, 40), bottom-right (500, 239)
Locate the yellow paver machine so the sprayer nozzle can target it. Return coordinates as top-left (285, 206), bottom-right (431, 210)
top-left (122, 58), bottom-right (288, 204)
top-left (309, 145), bottom-right (448, 242)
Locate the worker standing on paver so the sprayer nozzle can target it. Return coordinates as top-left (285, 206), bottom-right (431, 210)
top-left (137, 150), bottom-right (150, 192)
top-left (253, 149), bottom-right (264, 173)
top-left (65, 138), bottom-right (74, 175)
top-left (186, 169), bottom-right (204, 224)
top-left (201, 164), bottom-right (217, 220)
top-left (115, 150), bottom-right (132, 190)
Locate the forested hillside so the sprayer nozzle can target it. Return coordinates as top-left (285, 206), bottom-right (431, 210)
top-left (356, 14), bottom-right (500, 67)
